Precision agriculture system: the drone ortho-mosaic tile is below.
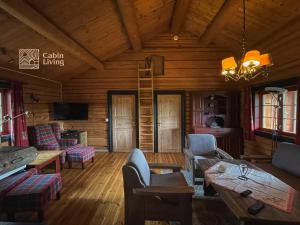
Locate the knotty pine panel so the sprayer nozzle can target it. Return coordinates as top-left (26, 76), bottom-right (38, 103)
top-left (62, 34), bottom-right (237, 150)
top-left (0, 69), bottom-right (61, 127)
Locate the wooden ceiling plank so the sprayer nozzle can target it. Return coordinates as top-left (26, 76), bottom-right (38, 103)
top-left (251, 15), bottom-right (300, 50)
top-left (171, 0), bottom-right (192, 34)
top-left (116, 0), bottom-right (142, 52)
top-left (0, 0), bottom-right (104, 70)
top-left (199, 0), bottom-right (240, 46)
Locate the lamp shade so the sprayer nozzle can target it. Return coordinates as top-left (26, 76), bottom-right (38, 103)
top-left (243, 50), bottom-right (261, 67)
top-left (260, 53), bottom-right (273, 67)
top-left (222, 57), bottom-right (237, 70)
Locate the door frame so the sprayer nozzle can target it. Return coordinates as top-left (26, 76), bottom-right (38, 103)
top-left (154, 90), bottom-right (185, 153)
top-left (107, 90), bottom-right (139, 152)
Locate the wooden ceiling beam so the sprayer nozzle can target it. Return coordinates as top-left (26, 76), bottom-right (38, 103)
top-left (170, 0), bottom-right (192, 34)
top-left (0, 0), bottom-right (104, 70)
top-left (199, 0), bottom-right (240, 46)
top-left (116, 0), bottom-right (142, 52)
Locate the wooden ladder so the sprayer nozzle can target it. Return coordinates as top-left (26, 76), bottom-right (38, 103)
top-left (138, 63), bottom-right (154, 151)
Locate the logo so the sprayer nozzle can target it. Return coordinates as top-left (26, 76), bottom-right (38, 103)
top-left (19, 49), bottom-right (39, 69)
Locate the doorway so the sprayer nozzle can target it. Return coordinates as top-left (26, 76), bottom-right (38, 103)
top-left (108, 91), bottom-right (138, 152)
top-left (154, 91), bottom-right (185, 153)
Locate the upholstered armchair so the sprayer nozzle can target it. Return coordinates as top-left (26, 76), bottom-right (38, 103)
top-left (28, 123), bottom-right (79, 164)
top-left (122, 148), bottom-right (194, 225)
top-left (184, 134), bottom-right (233, 184)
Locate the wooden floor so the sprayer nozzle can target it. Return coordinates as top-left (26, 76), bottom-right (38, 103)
top-left (43, 152), bottom-right (184, 225)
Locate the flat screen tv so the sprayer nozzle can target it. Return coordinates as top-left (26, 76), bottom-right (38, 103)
top-left (53, 103), bottom-right (89, 120)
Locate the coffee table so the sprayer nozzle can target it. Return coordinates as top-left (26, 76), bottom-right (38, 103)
top-left (28, 150), bottom-right (63, 173)
top-left (198, 158), bottom-right (300, 225)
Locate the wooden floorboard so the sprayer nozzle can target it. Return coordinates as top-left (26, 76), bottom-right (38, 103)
top-left (42, 152), bottom-right (184, 225)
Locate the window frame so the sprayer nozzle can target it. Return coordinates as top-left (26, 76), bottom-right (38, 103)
top-left (254, 85), bottom-right (298, 140)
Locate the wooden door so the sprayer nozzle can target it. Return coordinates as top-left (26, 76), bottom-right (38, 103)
top-left (112, 95), bottom-right (136, 152)
top-left (157, 95), bottom-right (182, 152)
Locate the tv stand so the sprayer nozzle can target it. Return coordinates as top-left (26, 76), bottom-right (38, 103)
top-left (61, 130), bottom-right (87, 147)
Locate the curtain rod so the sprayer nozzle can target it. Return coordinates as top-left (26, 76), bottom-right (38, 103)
top-left (0, 66), bottom-right (61, 85)
top-left (0, 66), bottom-right (63, 101)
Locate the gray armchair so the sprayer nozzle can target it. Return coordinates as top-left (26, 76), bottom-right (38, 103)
top-left (122, 148), bottom-right (194, 225)
top-left (184, 134), bottom-right (233, 184)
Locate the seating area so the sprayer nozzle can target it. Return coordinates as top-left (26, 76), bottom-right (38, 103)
top-left (1, 0), bottom-right (300, 224)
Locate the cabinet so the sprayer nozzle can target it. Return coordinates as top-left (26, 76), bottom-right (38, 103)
top-left (190, 91), bottom-right (243, 158)
top-left (61, 131), bottom-right (88, 147)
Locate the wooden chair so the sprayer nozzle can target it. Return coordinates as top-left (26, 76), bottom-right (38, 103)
top-left (122, 148), bottom-right (194, 225)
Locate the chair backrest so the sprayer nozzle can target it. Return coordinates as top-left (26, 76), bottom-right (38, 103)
top-left (49, 123), bottom-right (61, 140)
top-left (186, 134), bottom-right (217, 155)
top-left (34, 124), bottom-right (59, 147)
top-left (124, 148), bottom-right (150, 186)
top-left (272, 142), bottom-right (300, 177)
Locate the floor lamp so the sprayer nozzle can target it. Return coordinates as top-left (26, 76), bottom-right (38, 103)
top-left (265, 87), bottom-right (287, 154)
top-left (1, 111), bottom-right (32, 145)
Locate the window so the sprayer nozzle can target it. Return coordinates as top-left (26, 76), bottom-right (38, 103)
top-left (255, 86), bottom-right (298, 137)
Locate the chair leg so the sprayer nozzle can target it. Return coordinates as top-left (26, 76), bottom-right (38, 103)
top-left (68, 161), bottom-right (72, 169)
top-left (82, 162), bottom-right (85, 169)
top-left (56, 191), bottom-right (61, 200)
top-left (7, 212), bottom-right (15, 221)
top-left (92, 157), bottom-right (94, 163)
top-left (38, 210), bottom-right (44, 222)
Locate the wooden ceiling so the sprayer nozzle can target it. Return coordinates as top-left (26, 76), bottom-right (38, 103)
top-left (0, 0), bottom-right (300, 82)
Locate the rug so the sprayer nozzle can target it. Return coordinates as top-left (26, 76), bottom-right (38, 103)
top-left (169, 170), bottom-right (237, 225)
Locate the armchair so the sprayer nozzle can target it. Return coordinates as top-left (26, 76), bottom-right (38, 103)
top-left (184, 134), bottom-right (233, 184)
top-left (122, 148), bottom-right (194, 225)
top-left (28, 124), bottom-right (79, 165)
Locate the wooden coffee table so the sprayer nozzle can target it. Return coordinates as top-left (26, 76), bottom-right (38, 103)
top-left (198, 158), bottom-right (300, 225)
top-left (28, 150), bottom-right (63, 173)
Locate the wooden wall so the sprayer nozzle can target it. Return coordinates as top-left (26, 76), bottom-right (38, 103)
top-left (0, 68), bottom-right (61, 127)
top-left (62, 34), bottom-right (236, 150)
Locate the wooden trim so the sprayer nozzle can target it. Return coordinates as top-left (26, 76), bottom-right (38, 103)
top-left (199, 0), bottom-right (240, 46)
top-left (170, 0), bottom-right (192, 34)
top-left (115, 0), bottom-right (142, 51)
top-left (107, 90), bottom-right (139, 152)
top-left (0, 0), bottom-right (104, 70)
top-left (153, 90), bottom-right (185, 153)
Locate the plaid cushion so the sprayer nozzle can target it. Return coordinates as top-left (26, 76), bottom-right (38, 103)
top-left (35, 124), bottom-right (59, 148)
top-left (67, 147), bottom-right (95, 162)
top-left (49, 123), bottom-right (61, 140)
top-left (0, 170), bottom-right (36, 197)
top-left (59, 138), bottom-right (78, 148)
top-left (4, 173), bottom-right (62, 212)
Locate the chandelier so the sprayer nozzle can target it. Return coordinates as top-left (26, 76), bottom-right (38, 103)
top-left (221, 0), bottom-right (273, 81)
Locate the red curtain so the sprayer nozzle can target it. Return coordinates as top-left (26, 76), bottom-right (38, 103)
top-left (243, 87), bottom-right (255, 140)
top-left (295, 78), bottom-right (300, 144)
top-left (11, 82), bottom-right (29, 146)
top-left (2, 89), bottom-right (12, 135)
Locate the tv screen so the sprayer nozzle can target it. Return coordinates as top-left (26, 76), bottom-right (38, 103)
top-left (53, 103), bottom-right (89, 120)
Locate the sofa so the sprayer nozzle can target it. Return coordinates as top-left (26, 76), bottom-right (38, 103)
top-left (242, 142), bottom-right (300, 192)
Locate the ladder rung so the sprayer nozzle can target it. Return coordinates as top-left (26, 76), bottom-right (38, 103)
top-left (141, 106), bottom-right (152, 108)
top-left (138, 68), bottom-right (152, 71)
top-left (139, 78), bottom-right (152, 81)
top-left (140, 88), bottom-right (152, 90)
top-left (140, 115), bottom-right (152, 118)
top-left (140, 97), bottom-right (152, 100)
top-left (141, 134), bottom-right (152, 136)
top-left (141, 125), bottom-right (152, 127)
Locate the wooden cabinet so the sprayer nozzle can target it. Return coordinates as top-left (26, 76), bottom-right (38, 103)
top-left (190, 91), bottom-right (243, 158)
